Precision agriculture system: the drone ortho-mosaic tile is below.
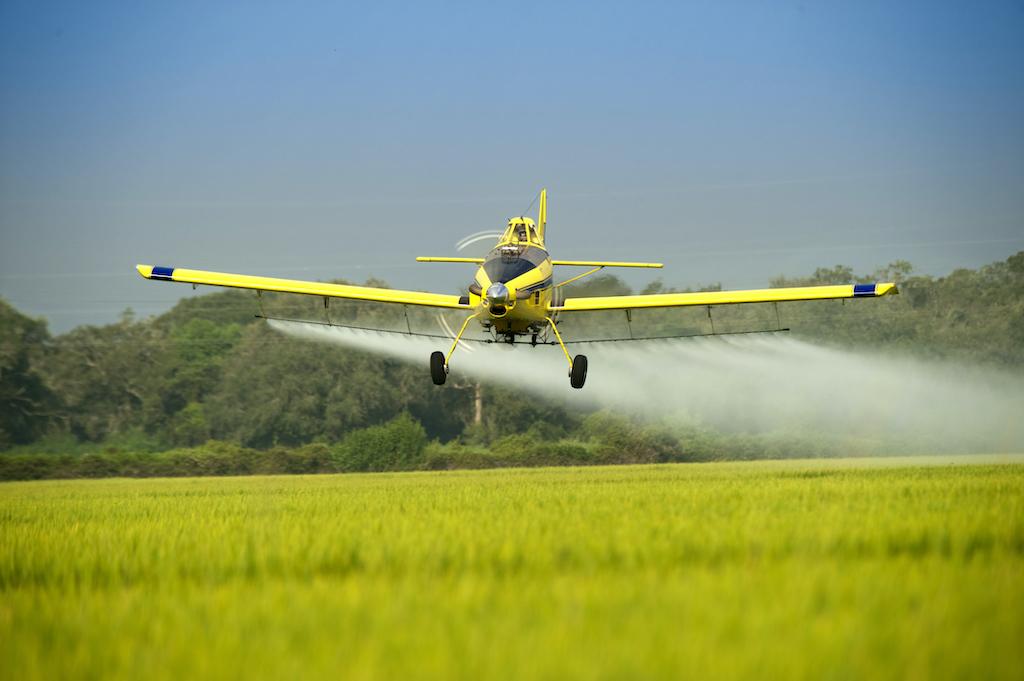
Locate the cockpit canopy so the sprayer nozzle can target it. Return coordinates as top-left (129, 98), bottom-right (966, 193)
top-left (483, 216), bottom-right (548, 285)
top-left (502, 217), bottom-right (542, 246)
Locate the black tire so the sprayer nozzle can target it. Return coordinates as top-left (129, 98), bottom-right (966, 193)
top-left (430, 351), bottom-right (447, 385)
top-left (569, 354), bottom-right (588, 389)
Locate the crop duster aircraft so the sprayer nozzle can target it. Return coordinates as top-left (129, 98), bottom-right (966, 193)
top-left (137, 189), bottom-right (897, 389)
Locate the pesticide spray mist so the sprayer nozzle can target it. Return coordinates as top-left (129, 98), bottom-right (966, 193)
top-left (268, 319), bottom-right (1024, 454)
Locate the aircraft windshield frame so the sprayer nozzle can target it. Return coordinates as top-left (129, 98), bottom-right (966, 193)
top-left (484, 245), bottom-right (547, 283)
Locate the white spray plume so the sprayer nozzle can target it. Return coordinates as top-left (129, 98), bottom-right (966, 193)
top-left (268, 319), bottom-right (1024, 454)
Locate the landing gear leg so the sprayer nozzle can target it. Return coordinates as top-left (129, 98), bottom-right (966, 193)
top-left (431, 313), bottom-right (477, 385)
top-left (545, 316), bottom-right (588, 389)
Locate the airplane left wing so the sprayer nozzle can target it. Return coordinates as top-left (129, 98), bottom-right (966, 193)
top-left (552, 282), bottom-right (897, 312)
top-left (136, 265), bottom-right (472, 309)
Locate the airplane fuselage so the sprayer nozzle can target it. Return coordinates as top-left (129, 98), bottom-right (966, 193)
top-left (469, 232), bottom-right (558, 339)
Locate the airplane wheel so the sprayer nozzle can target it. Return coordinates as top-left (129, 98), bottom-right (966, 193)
top-left (569, 354), bottom-right (588, 389)
top-left (430, 351), bottom-right (447, 385)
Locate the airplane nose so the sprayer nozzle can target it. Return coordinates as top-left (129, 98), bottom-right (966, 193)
top-left (485, 282), bottom-right (510, 317)
top-left (485, 283), bottom-right (509, 304)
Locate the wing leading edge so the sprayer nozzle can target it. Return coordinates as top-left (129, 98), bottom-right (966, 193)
top-left (136, 265), bottom-right (472, 309)
top-left (551, 283), bottom-right (898, 312)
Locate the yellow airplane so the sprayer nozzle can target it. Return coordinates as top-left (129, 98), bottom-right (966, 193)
top-left (137, 189), bottom-right (897, 389)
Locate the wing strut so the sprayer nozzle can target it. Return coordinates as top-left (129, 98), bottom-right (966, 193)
top-left (555, 266), bottom-right (605, 288)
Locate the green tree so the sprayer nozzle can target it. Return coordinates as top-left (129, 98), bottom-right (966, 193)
top-left (142, 318), bottom-right (242, 444)
top-left (205, 323), bottom-right (410, 447)
top-left (332, 413), bottom-right (428, 471)
top-left (0, 300), bottom-right (57, 448)
top-left (39, 312), bottom-right (160, 441)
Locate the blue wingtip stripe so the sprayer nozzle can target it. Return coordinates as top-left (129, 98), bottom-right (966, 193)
top-left (151, 266), bottom-right (175, 280)
top-left (853, 283), bottom-right (876, 297)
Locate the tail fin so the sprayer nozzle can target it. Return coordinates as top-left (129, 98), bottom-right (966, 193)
top-left (537, 188), bottom-right (547, 242)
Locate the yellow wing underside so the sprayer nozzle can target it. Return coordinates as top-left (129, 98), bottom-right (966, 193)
top-left (553, 283), bottom-right (898, 312)
top-left (136, 265), bottom-right (471, 309)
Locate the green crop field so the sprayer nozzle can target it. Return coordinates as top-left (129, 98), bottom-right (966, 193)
top-left (1, 457), bottom-right (1022, 681)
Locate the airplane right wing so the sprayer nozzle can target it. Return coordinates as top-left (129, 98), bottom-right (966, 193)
top-left (551, 283), bottom-right (898, 312)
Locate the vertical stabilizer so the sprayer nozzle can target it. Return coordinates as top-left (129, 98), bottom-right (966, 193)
top-left (537, 188), bottom-right (547, 242)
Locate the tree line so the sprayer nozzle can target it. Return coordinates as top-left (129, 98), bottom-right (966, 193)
top-left (1, 251), bottom-right (1021, 479)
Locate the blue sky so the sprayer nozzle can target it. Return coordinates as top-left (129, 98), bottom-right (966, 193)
top-left (1, 1), bottom-right (1022, 331)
